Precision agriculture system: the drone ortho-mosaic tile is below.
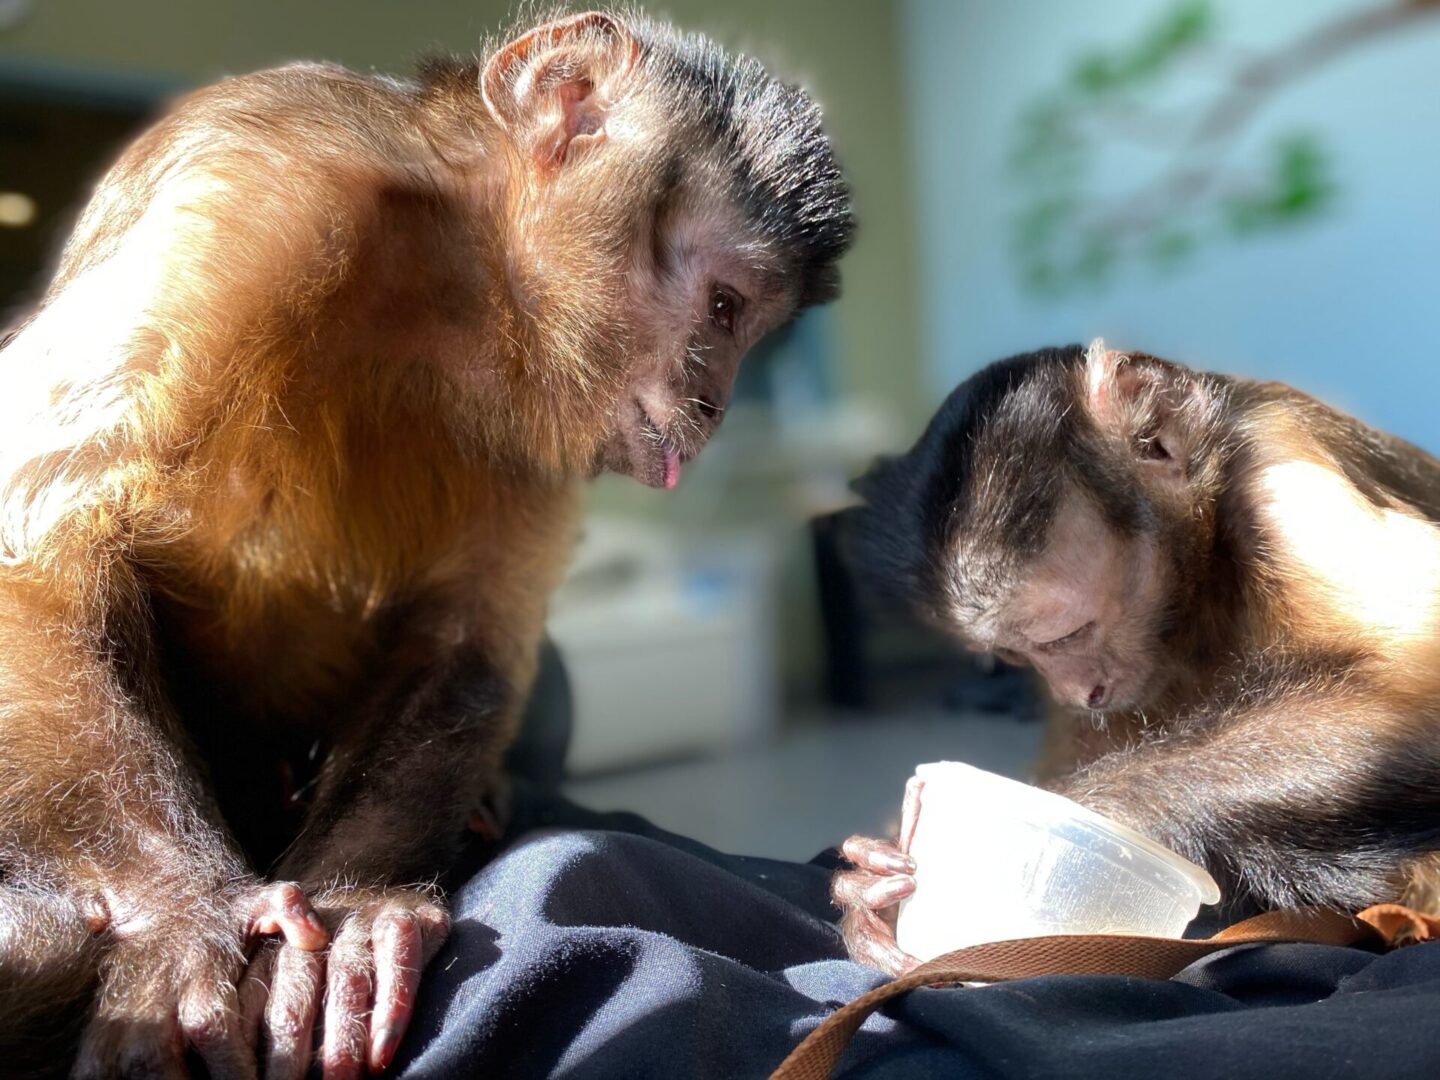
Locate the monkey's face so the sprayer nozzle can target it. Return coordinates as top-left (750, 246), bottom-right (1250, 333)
top-left (478, 17), bottom-right (843, 488)
top-left (985, 495), bottom-right (1172, 714)
top-left (597, 200), bottom-right (795, 490)
top-left (507, 143), bottom-right (797, 489)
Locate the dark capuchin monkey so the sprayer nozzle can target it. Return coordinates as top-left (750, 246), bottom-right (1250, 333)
top-left (834, 340), bottom-right (1440, 975)
top-left (0, 11), bottom-right (853, 1077)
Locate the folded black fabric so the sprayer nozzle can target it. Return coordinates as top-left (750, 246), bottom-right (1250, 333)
top-left (396, 790), bottom-right (1440, 1079)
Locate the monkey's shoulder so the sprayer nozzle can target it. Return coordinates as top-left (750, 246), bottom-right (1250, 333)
top-left (1240, 454), bottom-right (1440, 647)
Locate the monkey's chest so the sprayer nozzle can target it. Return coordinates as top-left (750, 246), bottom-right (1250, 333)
top-left (150, 588), bottom-right (381, 862)
top-left (209, 717), bottom-right (332, 867)
top-left (153, 584), bottom-right (384, 726)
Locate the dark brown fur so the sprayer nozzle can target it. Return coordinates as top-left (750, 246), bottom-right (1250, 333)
top-left (849, 342), bottom-right (1440, 921)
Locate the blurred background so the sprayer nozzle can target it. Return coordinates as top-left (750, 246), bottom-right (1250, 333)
top-left (2, 0), bottom-right (1437, 859)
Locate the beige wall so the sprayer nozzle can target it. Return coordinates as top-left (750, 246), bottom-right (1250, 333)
top-left (0, 0), bottom-right (923, 424)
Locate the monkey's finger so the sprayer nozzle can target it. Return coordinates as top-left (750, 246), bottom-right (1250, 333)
top-left (238, 943), bottom-right (276, 1051)
top-left (264, 943), bottom-right (326, 1080)
top-left (368, 911), bottom-right (423, 1073)
top-left (832, 867), bottom-right (915, 914)
top-left (861, 873), bottom-right (916, 910)
top-left (322, 921), bottom-right (373, 1080)
top-left (899, 777), bottom-right (925, 855)
top-left (180, 978), bottom-right (258, 1080)
top-left (415, 899), bottom-right (452, 964)
top-left (248, 882), bottom-right (329, 951)
top-left (840, 835), bottom-right (916, 876)
top-left (830, 869), bottom-right (880, 909)
top-left (841, 907), bottom-right (915, 977)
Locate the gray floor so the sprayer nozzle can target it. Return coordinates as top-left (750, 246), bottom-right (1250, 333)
top-left (563, 711), bottom-right (1043, 862)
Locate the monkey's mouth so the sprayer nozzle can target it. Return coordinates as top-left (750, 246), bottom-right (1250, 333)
top-left (605, 401), bottom-right (701, 490)
top-left (639, 414), bottom-right (685, 491)
top-left (1087, 673), bottom-right (1145, 716)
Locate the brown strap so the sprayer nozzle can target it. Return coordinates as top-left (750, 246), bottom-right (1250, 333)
top-left (770, 906), bottom-right (1429, 1080)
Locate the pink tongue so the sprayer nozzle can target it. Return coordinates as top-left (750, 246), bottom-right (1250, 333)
top-left (663, 447), bottom-right (682, 490)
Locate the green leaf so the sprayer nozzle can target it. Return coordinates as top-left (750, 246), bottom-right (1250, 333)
top-left (1145, 1), bottom-right (1214, 59)
top-left (1224, 132), bottom-right (1336, 233)
top-left (1020, 258), bottom-right (1063, 296)
top-left (1072, 231), bottom-right (1118, 282)
top-left (1147, 224), bottom-right (1197, 266)
top-left (1012, 196), bottom-right (1078, 253)
top-left (1071, 53), bottom-right (1122, 94)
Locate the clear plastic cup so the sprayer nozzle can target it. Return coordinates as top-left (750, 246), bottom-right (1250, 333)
top-left (894, 761), bottom-right (1221, 961)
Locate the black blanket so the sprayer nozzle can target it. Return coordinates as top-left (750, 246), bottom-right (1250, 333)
top-left (394, 792), bottom-right (1440, 1079)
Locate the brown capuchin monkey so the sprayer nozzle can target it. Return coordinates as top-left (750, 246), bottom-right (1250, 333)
top-left (0, 11), bottom-right (853, 1077)
top-left (834, 340), bottom-right (1440, 975)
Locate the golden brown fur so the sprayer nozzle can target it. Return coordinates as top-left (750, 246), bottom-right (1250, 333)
top-left (0, 12), bottom-right (853, 1077)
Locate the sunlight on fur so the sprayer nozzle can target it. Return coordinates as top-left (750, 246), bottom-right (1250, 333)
top-left (1259, 458), bottom-right (1440, 645)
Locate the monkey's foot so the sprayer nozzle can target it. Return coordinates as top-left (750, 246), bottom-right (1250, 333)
top-left (73, 881), bottom-right (326, 1080)
top-left (241, 885), bottom-right (449, 1080)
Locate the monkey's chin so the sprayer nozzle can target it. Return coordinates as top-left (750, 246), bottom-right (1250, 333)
top-left (600, 429), bottom-right (684, 490)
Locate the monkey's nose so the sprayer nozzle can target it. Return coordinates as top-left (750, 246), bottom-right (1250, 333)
top-left (1087, 685), bottom-right (1108, 709)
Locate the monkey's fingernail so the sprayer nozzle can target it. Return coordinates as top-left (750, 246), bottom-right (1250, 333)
top-left (882, 853), bottom-right (917, 874)
top-left (370, 1028), bottom-right (399, 1072)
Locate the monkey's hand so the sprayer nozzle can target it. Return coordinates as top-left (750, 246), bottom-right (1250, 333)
top-left (242, 884), bottom-right (449, 1080)
top-left (74, 881), bottom-right (327, 1080)
top-left (832, 835), bottom-right (920, 977)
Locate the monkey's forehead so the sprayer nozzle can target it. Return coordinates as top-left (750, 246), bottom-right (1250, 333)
top-left (626, 31), bottom-right (854, 304)
top-left (936, 537), bottom-right (1027, 642)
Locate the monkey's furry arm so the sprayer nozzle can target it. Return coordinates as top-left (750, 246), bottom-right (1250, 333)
top-left (0, 575), bottom-right (329, 1080)
top-left (1053, 659), bottom-right (1440, 911)
top-left (248, 635), bottom-right (533, 1079)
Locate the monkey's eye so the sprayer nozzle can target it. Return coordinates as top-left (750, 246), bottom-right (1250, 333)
top-left (708, 285), bottom-right (741, 335)
top-left (1036, 621), bottom-right (1095, 652)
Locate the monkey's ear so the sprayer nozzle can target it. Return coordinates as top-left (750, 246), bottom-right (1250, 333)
top-left (1083, 340), bottom-right (1193, 484)
top-left (482, 12), bottom-right (639, 172)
